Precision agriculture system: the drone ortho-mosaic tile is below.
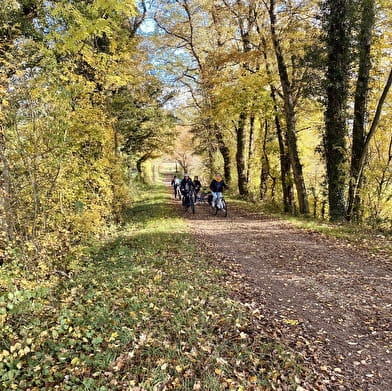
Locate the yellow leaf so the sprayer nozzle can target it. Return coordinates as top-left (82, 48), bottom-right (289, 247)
top-left (109, 332), bottom-right (118, 341)
top-left (71, 357), bottom-right (80, 365)
top-left (283, 318), bottom-right (299, 325)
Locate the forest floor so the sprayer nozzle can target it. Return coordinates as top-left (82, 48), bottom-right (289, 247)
top-left (170, 181), bottom-right (392, 391)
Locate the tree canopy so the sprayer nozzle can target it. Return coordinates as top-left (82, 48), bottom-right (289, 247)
top-left (1, 0), bottom-right (392, 263)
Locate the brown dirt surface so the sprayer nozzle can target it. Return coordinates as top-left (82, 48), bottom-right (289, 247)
top-left (168, 183), bottom-right (392, 391)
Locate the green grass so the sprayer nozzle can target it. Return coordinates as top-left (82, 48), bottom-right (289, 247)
top-left (227, 196), bottom-right (392, 256)
top-left (0, 183), bottom-right (308, 390)
top-left (284, 215), bottom-right (392, 256)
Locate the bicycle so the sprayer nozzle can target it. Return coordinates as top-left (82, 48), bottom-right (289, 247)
top-left (182, 190), bottom-right (195, 214)
top-left (212, 194), bottom-right (227, 217)
top-left (196, 191), bottom-right (211, 205)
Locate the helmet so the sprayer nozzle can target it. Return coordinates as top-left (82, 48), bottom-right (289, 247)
top-left (184, 173), bottom-right (189, 177)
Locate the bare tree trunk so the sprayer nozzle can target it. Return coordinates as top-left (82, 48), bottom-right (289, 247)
top-left (235, 112), bottom-right (249, 196)
top-left (269, 0), bottom-right (309, 214)
top-left (350, 67), bottom-right (392, 208)
top-left (215, 124), bottom-right (231, 184)
top-left (321, 200), bottom-right (327, 220)
top-left (259, 31), bottom-right (294, 212)
top-left (270, 176), bottom-right (277, 202)
top-left (310, 187), bottom-right (319, 218)
top-left (221, 0), bottom-right (256, 196)
top-left (260, 120), bottom-right (270, 200)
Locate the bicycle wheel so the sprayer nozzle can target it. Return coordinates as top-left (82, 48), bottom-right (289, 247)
top-left (221, 198), bottom-right (227, 217)
top-left (190, 197), bottom-right (195, 214)
top-left (214, 198), bottom-right (220, 215)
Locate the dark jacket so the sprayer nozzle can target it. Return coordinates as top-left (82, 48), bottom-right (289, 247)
top-left (180, 178), bottom-right (194, 193)
top-left (210, 179), bottom-right (226, 192)
top-left (193, 180), bottom-right (201, 192)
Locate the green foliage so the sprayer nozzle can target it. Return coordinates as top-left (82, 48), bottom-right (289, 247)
top-left (152, 0), bottom-right (392, 223)
top-left (0, 0), bottom-right (148, 266)
top-left (109, 78), bottom-right (177, 164)
top-left (0, 184), bottom-right (306, 390)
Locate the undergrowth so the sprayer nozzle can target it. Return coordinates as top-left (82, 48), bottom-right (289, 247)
top-left (0, 183), bottom-right (306, 390)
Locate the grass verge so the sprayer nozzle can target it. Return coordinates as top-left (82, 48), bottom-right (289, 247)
top-left (1, 183), bottom-right (307, 390)
top-left (227, 197), bottom-right (392, 257)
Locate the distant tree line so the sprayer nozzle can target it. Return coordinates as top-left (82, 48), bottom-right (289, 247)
top-left (154, 0), bottom-right (392, 225)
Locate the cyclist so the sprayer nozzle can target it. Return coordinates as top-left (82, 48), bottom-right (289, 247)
top-left (193, 176), bottom-right (202, 202)
top-left (171, 175), bottom-right (181, 198)
top-left (209, 172), bottom-right (227, 208)
top-left (180, 173), bottom-right (195, 209)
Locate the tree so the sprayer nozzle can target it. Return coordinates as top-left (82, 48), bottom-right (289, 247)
top-left (111, 78), bottom-right (177, 174)
top-left (267, 0), bottom-right (309, 214)
top-left (347, 0), bottom-right (376, 221)
top-left (0, 0), bottom-right (147, 263)
top-left (258, 30), bottom-right (294, 212)
top-left (323, 0), bottom-right (350, 221)
top-left (154, 0), bottom-right (235, 186)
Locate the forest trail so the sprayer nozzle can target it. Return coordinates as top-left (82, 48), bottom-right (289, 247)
top-left (166, 179), bottom-right (392, 391)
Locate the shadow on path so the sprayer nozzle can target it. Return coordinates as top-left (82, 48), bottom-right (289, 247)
top-left (167, 179), bottom-right (392, 391)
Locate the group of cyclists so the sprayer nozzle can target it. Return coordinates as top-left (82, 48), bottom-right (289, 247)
top-left (170, 172), bottom-right (227, 214)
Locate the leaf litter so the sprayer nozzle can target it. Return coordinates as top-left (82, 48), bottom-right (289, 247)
top-left (182, 195), bottom-right (391, 391)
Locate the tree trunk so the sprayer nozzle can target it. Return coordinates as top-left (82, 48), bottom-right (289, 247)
top-left (269, 85), bottom-right (295, 213)
top-left (247, 114), bottom-right (255, 185)
top-left (324, 0), bottom-right (350, 220)
top-left (347, 0), bottom-right (375, 221)
top-left (259, 32), bottom-right (294, 212)
top-left (270, 176), bottom-right (277, 202)
top-left (350, 67), bottom-right (392, 207)
top-left (269, 0), bottom-right (309, 214)
top-left (215, 124), bottom-right (231, 185)
top-left (260, 120), bottom-right (270, 200)
top-left (235, 112), bottom-right (248, 196)
top-left (0, 128), bottom-right (14, 241)
top-left (136, 154), bottom-right (149, 175)
top-left (224, 2), bottom-right (254, 196)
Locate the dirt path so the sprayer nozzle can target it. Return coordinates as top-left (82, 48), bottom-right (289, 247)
top-left (168, 185), bottom-right (392, 391)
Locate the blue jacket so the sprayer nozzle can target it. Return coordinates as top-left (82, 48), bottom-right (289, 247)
top-left (210, 179), bottom-right (226, 192)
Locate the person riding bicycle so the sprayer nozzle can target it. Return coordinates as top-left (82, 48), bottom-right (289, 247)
top-left (209, 172), bottom-right (227, 208)
top-left (171, 175), bottom-right (181, 198)
top-left (180, 174), bottom-right (195, 208)
top-left (193, 176), bottom-right (202, 201)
